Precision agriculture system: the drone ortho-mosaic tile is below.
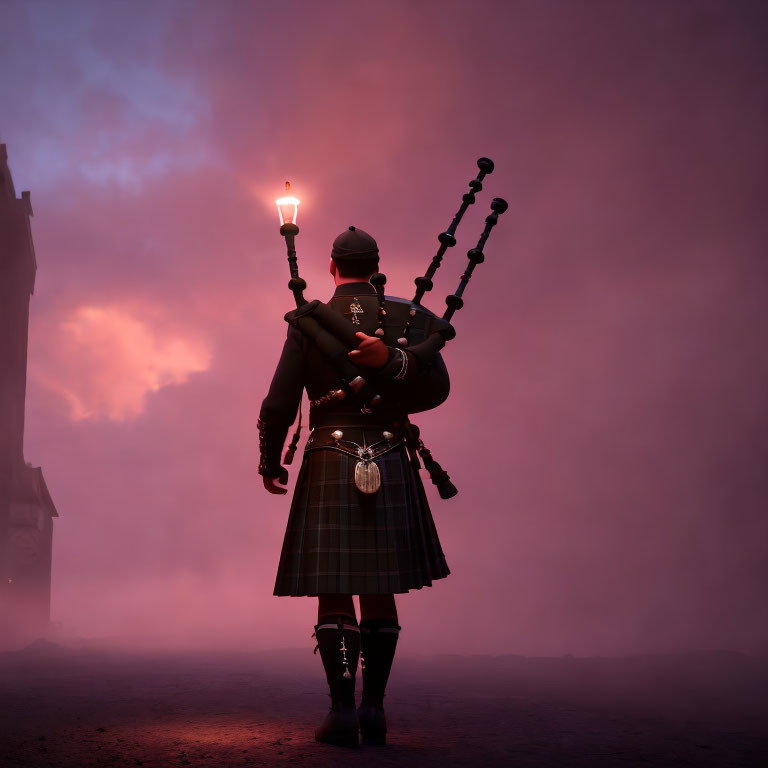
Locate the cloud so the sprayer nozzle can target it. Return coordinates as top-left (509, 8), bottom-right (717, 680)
top-left (31, 303), bottom-right (212, 421)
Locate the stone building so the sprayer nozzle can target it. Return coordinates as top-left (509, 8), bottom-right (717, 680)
top-left (0, 143), bottom-right (58, 644)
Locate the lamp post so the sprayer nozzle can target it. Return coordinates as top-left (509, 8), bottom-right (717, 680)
top-left (276, 181), bottom-right (306, 307)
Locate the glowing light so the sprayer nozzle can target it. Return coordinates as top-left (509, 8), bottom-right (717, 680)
top-left (276, 180), bottom-right (300, 226)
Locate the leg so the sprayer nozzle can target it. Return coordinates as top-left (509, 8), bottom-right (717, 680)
top-left (313, 594), bottom-right (360, 748)
top-left (359, 593), bottom-right (397, 622)
top-left (357, 594), bottom-right (401, 745)
top-left (318, 593), bottom-right (356, 624)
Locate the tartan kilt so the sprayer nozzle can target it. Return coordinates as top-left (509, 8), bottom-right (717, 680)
top-left (273, 442), bottom-right (450, 596)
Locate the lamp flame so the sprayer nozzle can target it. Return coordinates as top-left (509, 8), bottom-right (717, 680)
top-left (276, 181), bottom-right (300, 226)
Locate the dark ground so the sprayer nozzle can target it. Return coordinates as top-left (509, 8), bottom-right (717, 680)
top-left (0, 640), bottom-right (766, 767)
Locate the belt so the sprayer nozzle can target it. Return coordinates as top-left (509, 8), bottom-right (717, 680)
top-left (305, 426), bottom-right (408, 495)
top-left (305, 425), bottom-right (405, 460)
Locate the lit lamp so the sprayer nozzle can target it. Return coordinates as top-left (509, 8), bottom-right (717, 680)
top-left (276, 181), bottom-right (306, 307)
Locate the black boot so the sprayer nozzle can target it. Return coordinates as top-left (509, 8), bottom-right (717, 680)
top-left (312, 613), bottom-right (360, 748)
top-left (358, 618), bottom-right (401, 745)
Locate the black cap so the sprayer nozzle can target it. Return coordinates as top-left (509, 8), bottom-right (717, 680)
top-left (331, 226), bottom-right (379, 263)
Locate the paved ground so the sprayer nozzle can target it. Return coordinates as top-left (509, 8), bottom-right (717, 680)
top-left (0, 640), bottom-right (766, 767)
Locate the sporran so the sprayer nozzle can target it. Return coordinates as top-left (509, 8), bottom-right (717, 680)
top-left (354, 448), bottom-right (381, 494)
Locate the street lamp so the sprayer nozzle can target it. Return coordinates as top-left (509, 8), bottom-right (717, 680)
top-left (275, 181), bottom-right (306, 307)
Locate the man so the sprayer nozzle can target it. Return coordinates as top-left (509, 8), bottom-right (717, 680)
top-left (258, 226), bottom-right (451, 747)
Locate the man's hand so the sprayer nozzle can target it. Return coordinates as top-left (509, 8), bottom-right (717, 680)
top-left (263, 466), bottom-right (289, 495)
top-left (348, 331), bottom-right (389, 368)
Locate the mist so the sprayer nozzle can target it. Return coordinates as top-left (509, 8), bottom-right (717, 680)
top-left (1, 0), bottom-right (766, 658)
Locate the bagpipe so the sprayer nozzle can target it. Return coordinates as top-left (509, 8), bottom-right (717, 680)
top-left (275, 160), bottom-right (508, 498)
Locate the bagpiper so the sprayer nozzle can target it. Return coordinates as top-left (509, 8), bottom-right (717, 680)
top-left (258, 225), bottom-right (452, 747)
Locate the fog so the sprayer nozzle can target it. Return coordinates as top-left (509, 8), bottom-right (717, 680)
top-left (1, 0), bottom-right (766, 656)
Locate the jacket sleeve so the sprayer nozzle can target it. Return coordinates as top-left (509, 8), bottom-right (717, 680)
top-left (257, 324), bottom-right (305, 477)
top-left (372, 346), bottom-right (450, 414)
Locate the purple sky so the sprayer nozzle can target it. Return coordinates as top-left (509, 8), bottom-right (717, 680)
top-left (1, 0), bottom-right (767, 656)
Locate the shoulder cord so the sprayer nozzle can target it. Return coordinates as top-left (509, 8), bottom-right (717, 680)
top-left (394, 348), bottom-right (408, 380)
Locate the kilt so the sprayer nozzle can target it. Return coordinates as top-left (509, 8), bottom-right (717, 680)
top-left (273, 439), bottom-right (450, 596)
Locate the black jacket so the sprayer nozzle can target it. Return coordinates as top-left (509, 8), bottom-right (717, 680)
top-left (258, 281), bottom-right (450, 476)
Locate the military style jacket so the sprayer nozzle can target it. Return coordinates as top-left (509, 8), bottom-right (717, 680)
top-left (258, 281), bottom-right (450, 477)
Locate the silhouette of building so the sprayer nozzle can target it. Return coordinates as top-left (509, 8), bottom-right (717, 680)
top-left (0, 143), bottom-right (58, 644)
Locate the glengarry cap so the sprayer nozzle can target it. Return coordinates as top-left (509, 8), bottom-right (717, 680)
top-left (331, 225), bottom-right (379, 263)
